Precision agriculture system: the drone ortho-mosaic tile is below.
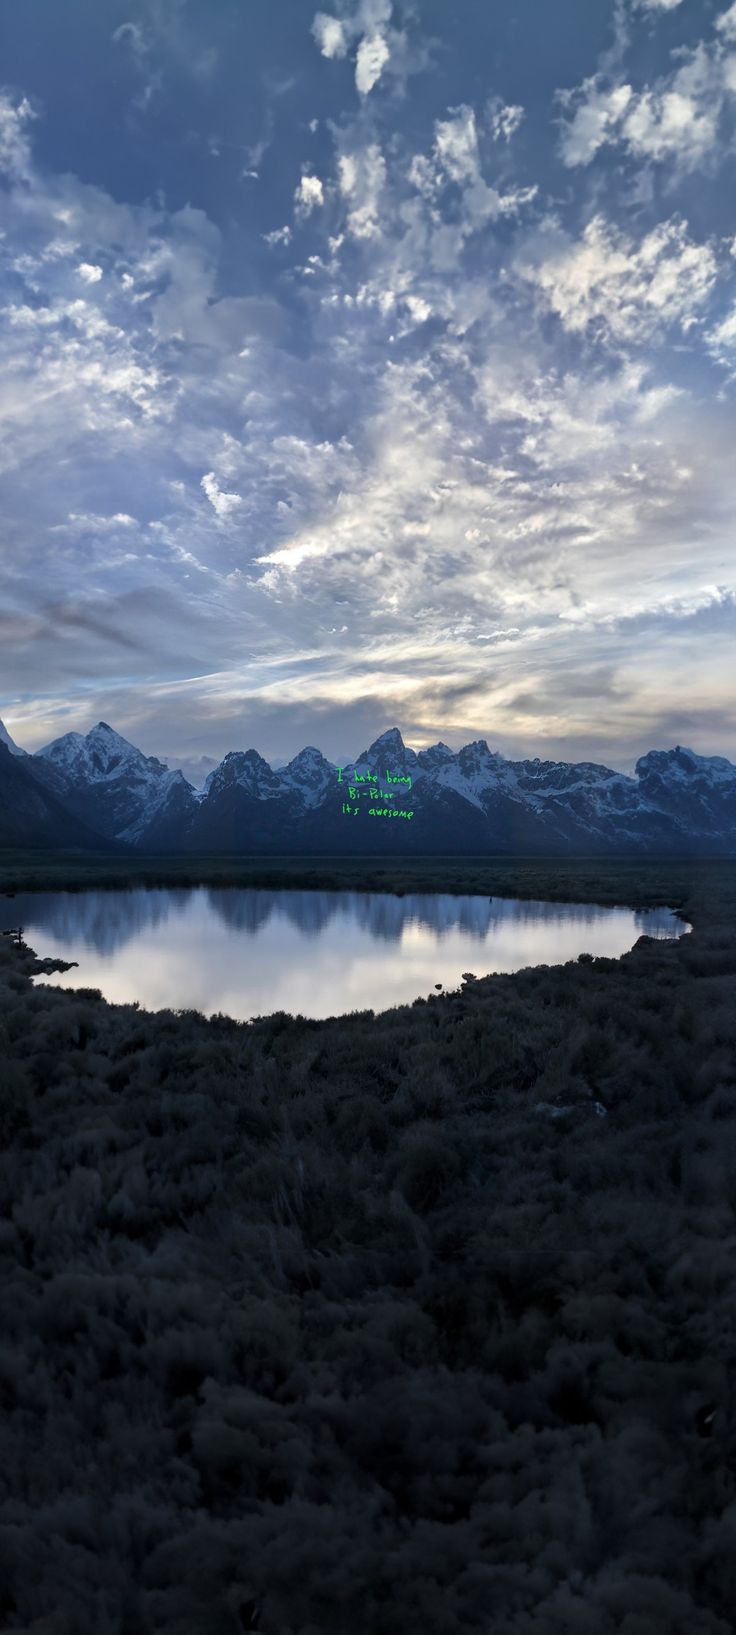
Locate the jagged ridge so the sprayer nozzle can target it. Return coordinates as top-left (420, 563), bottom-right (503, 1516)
top-left (0, 718), bottom-right (734, 855)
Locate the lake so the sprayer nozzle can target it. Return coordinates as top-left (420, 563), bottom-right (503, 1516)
top-left (0, 886), bottom-right (688, 1023)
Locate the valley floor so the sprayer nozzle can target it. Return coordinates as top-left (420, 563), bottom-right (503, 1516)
top-left (1, 857), bottom-right (735, 1633)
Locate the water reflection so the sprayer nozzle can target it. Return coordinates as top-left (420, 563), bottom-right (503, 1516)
top-left (0, 886), bottom-right (687, 1023)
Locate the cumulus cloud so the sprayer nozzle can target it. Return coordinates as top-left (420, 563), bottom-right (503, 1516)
top-left (295, 174), bottom-right (325, 217)
top-left (311, 1), bottom-right (402, 96)
top-left (558, 11), bottom-right (736, 171)
top-left (518, 214), bottom-right (718, 343)
top-left (312, 12), bottom-right (348, 58)
top-left (355, 32), bottom-right (390, 94)
top-left (2, 11), bottom-right (736, 764)
top-left (200, 472), bottom-right (243, 519)
top-left (557, 81), bottom-right (635, 167)
top-left (76, 262), bottom-right (103, 283)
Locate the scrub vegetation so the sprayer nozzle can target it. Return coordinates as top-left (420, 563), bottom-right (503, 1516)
top-left (1, 857), bottom-right (735, 1634)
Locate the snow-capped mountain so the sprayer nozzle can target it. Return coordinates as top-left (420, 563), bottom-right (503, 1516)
top-left (179, 729), bottom-right (736, 857)
top-left (635, 746), bottom-right (736, 848)
top-left (280, 745), bottom-right (337, 809)
top-left (32, 722), bottom-right (199, 848)
top-left (0, 718), bottom-right (26, 757)
top-left (1, 720), bottom-right (735, 855)
top-left (186, 745), bottom-right (338, 851)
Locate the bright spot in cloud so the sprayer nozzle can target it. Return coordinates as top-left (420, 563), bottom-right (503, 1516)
top-left (200, 472), bottom-right (243, 519)
top-left (716, 1), bottom-right (736, 39)
top-left (295, 173), bottom-right (325, 215)
top-left (312, 12), bottom-right (347, 58)
top-left (355, 32), bottom-right (390, 94)
top-left (77, 262), bottom-right (103, 283)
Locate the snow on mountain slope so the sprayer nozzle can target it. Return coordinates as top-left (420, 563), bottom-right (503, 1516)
top-left (14, 718), bottom-right (736, 854)
top-left (635, 745), bottom-right (736, 842)
top-left (637, 746), bottom-right (736, 787)
top-left (434, 740), bottom-right (522, 812)
top-left (342, 728), bottom-right (425, 796)
top-left (202, 748), bottom-right (286, 803)
top-left (278, 746), bottom-right (335, 809)
top-left (186, 725), bottom-right (736, 853)
top-left (34, 722), bottom-right (198, 846)
top-left (415, 741), bottom-right (456, 771)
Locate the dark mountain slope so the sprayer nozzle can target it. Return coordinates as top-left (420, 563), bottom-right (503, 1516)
top-left (0, 742), bottom-right (117, 850)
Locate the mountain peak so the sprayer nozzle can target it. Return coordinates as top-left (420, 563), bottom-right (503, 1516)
top-left (362, 726), bottom-right (423, 765)
top-left (37, 720), bottom-right (170, 783)
top-left (636, 745), bottom-right (735, 785)
top-left (368, 727), bottom-right (405, 753)
top-left (417, 741), bottom-right (456, 769)
top-left (243, 747), bottom-right (273, 767)
top-left (87, 721), bottom-right (133, 749)
top-left (288, 744), bottom-right (327, 764)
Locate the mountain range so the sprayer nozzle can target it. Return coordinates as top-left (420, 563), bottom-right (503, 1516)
top-left (0, 719), bottom-right (735, 856)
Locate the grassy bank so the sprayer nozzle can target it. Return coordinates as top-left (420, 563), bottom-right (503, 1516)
top-left (1, 860), bottom-right (735, 1633)
top-left (0, 846), bottom-right (723, 913)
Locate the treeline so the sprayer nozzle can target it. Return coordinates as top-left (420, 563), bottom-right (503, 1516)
top-left (1, 859), bottom-right (735, 1633)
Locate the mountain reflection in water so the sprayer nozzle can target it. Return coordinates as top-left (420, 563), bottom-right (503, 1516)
top-left (1, 887), bottom-right (687, 1023)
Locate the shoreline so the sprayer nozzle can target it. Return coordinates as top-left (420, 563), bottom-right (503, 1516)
top-left (0, 849), bottom-right (719, 920)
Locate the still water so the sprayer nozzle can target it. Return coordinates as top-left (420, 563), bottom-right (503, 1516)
top-left (1, 886), bottom-right (687, 1023)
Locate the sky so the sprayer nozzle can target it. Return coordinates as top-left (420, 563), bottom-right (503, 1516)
top-left (1, 0), bottom-right (735, 775)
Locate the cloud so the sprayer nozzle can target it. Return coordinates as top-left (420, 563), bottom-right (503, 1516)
top-left (355, 32), bottom-right (390, 94)
top-left (311, 2), bottom-right (412, 97)
top-left (2, 14), bottom-right (736, 769)
top-left (558, 11), bottom-right (736, 171)
top-left (716, 2), bottom-right (736, 41)
top-left (0, 92), bottom-right (36, 182)
top-left (200, 473), bottom-right (243, 519)
top-left (263, 225), bottom-right (292, 247)
top-left (312, 13), bottom-right (348, 59)
top-left (634, 0), bottom-right (685, 11)
top-left (488, 100), bottom-right (525, 142)
top-left (557, 82), bottom-right (635, 167)
top-left (295, 174), bottom-right (325, 218)
top-left (337, 144), bottom-right (386, 238)
top-left (427, 106), bottom-right (537, 234)
top-left (49, 512), bottom-right (137, 534)
top-left (706, 301), bottom-right (736, 373)
top-left (76, 262), bottom-right (103, 284)
top-left (434, 105), bottom-right (479, 182)
top-left (111, 21), bottom-right (150, 61)
top-left (517, 214), bottom-right (718, 344)
top-left (111, 19), bottom-right (163, 111)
